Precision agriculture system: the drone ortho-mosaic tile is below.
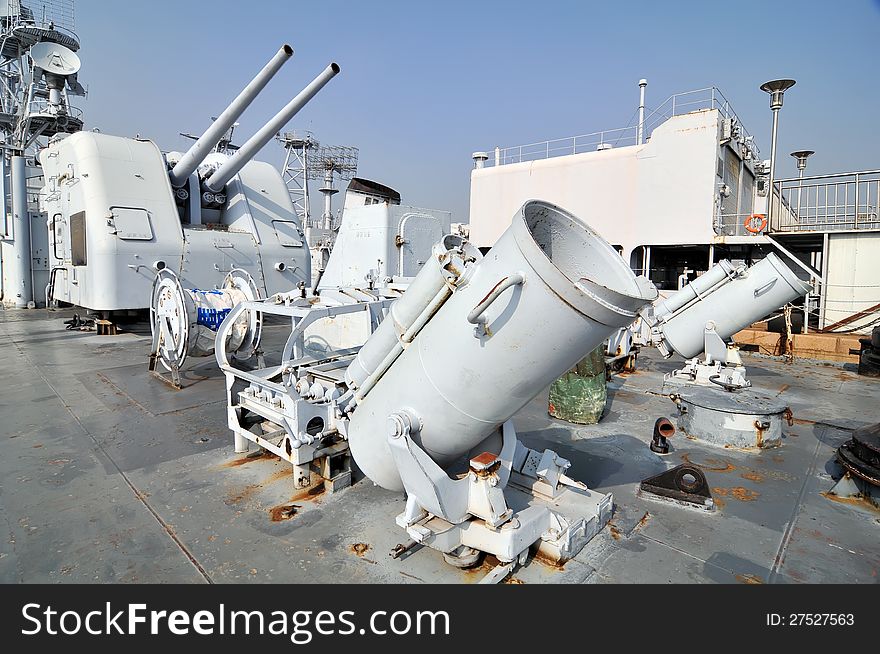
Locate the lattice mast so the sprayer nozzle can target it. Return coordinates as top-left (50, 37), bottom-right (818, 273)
top-left (276, 130), bottom-right (318, 228)
top-left (0, 0), bottom-right (84, 307)
top-left (310, 145), bottom-right (358, 230)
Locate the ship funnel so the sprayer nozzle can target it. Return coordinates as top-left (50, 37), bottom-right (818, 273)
top-left (346, 200), bottom-right (658, 492)
top-left (204, 62), bottom-right (340, 193)
top-left (168, 44), bottom-right (294, 187)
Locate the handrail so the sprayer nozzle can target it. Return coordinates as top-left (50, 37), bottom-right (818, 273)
top-left (775, 169), bottom-right (880, 184)
top-left (771, 169), bottom-right (880, 233)
top-left (479, 86), bottom-right (757, 168)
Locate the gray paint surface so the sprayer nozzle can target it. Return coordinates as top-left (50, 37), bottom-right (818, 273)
top-left (1, 308), bottom-right (878, 584)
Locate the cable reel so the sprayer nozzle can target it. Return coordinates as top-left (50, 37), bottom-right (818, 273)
top-left (149, 268), bottom-right (263, 375)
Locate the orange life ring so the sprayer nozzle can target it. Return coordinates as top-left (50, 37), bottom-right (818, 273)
top-left (744, 214), bottom-right (767, 233)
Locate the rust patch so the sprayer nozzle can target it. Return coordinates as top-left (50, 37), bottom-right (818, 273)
top-left (821, 491), bottom-right (880, 514)
top-left (531, 550), bottom-right (566, 571)
top-left (805, 528), bottom-right (834, 543)
top-left (350, 543), bottom-right (370, 556)
top-left (713, 486), bottom-right (759, 502)
top-left (735, 573), bottom-right (764, 584)
top-left (776, 383), bottom-right (790, 395)
top-left (266, 468), bottom-right (293, 483)
top-left (713, 496), bottom-right (726, 509)
top-left (740, 471), bottom-right (765, 483)
top-left (463, 554), bottom-right (497, 577)
top-left (731, 487), bottom-right (760, 501)
top-left (503, 576), bottom-right (525, 585)
top-left (609, 525), bottom-right (622, 541)
top-left (681, 453), bottom-right (735, 472)
top-left (220, 451), bottom-right (274, 468)
top-left (471, 451), bottom-right (498, 466)
top-left (290, 483), bottom-right (326, 503)
top-left (269, 504), bottom-right (300, 521)
top-left (225, 468), bottom-right (292, 505)
top-left (635, 512), bottom-right (651, 530)
top-left (477, 276), bottom-right (510, 306)
top-left (261, 482), bottom-right (327, 519)
top-left (786, 568), bottom-right (807, 582)
top-left (225, 488), bottom-right (252, 505)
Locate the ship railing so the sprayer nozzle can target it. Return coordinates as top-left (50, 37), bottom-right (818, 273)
top-left (718, 210), bottom-right (766, 237)
top-left (771, 170), bottom-right (880, 232)
top-left (2, 0), bottom-right (76, 31)
top-left (26, 97), bottom-right (83, 121)
top-left (477, 86), bottom-right (757, 168)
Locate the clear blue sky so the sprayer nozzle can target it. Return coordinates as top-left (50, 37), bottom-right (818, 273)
top-left (75, 0), bottom-right (880, 222)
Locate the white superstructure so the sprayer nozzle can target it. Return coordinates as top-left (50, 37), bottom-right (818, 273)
top-left (469, 84), bottom-right (879, 333)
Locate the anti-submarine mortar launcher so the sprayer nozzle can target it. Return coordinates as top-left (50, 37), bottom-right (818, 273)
top-left (609, 253), bottom-right (812, 449)
top-left (39, 44), bottom-right (339, 315)
top-left (215, 200), bottom-right (659, 581)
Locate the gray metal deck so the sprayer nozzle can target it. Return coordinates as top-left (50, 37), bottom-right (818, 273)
top-left (1, 308), bottom-right (878, 584)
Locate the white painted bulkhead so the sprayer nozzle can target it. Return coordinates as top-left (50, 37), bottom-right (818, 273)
top-left (319, 201), bottom-right (451, 289)
top-left (823, 232), bottom-right (880, 331)
top-left (468, 104), bottom-right (878, 333)
top-left (469, 109), bottom-right (726, 263)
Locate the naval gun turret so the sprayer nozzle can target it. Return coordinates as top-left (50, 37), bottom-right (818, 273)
top-left (39, 44), bottom-right (339, 316)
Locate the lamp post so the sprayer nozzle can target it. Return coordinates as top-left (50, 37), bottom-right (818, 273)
top-left (790, 149), bottom-right (814, 179)
top-left (790, 150), bottom-right (815, 224)
top-left (637, 79), bottom-right (647, 145)
top-left (759, 79), bottom-right (796, 230)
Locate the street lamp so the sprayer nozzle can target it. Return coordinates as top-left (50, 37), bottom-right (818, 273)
top-left (790, 149), bottom-right (815, 179)
top-left (789, 150), bottom-right (815, 226)
top-left (760, 79), bottom-right (796, 229)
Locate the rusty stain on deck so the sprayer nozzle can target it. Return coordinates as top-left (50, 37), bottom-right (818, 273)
top-left (268, 504), bottom-right (300, 521)
top-left (735, 573), bottom-right (764, 584)
top-left (681, 452), bottom-right (735, 472)
top-left (713, 487), bottom-right (760, 502)
top-left (220, 451), bottom-right (275, 468)
top-left (225, 468), bottom-right (292, 506)
top-left (350, 543), bottom-right (370, 556)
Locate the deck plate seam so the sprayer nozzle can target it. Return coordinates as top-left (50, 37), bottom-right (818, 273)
top-left (1, 325), bottom-right (214, 584)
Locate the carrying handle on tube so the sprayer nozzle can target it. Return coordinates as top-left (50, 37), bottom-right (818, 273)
top-left (467, 272), bottom-right (526, 327)
top-left (753, 278), bottom-right (777, 297)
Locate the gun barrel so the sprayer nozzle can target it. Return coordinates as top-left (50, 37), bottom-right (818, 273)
top-left (205, 62), bottom-right (340, 193)
top-left (168, 44), bottom-right (294, 187)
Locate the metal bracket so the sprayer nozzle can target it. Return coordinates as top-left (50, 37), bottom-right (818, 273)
top-left (639, 464), bottom-right (715, 511)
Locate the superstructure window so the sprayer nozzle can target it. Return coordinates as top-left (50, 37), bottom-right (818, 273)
top-left (70, 211), bottom-right (87, 266)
